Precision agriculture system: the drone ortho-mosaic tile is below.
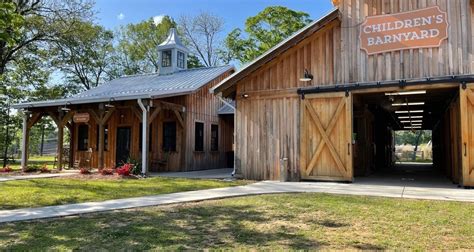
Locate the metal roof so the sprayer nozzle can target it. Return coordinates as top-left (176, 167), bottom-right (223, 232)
top-left (14, 65), bottom-right (234, 109)
top-left (210, 8), bottom-right (340, 95)
top-left (217, 100), bottom-right (235, 115)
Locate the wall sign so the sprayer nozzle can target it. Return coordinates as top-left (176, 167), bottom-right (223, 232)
top-left (73, 113), bottom-right (90, 123)
top-left (360, 6), bottom-right (449, 55)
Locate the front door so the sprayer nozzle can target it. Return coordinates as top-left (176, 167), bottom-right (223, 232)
top-left (300, 92), bottom-right (353, 181)
top-left (459, 84), bottom-right (474, 186)
top-left (116, 127), bottom-right (131, 166)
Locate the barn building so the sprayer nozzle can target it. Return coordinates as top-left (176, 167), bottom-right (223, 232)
top-left (14, 28), bottom-right (235, 173)
top-left (212, 0), bottom-right (474, 187)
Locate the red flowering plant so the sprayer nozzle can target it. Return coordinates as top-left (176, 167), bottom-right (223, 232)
top-left (100, 168), bottom-right (114, 176)
top-left (80, 168), bottom-right (91, 174)
top-left (0, 166), bottom-right (13, 173)
top-left (116, 163), bottom-right (133, 176)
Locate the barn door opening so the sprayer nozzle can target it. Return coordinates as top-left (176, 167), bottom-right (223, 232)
top-left (300, 92), bottom-right (353, 182)
top-left (459, 84), bottom-right (474, 187)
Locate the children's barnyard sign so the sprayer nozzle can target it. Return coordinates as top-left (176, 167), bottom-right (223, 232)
top-left (360, 6), bottom-right (449, 55)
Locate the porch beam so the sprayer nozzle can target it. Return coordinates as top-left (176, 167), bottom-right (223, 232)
top-left (156, 100), bottom-right (185, 112)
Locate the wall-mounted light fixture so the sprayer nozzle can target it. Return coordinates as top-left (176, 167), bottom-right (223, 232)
top-left (61, 102), bottom-right (72, 112)
top-left (241, 93), bottom-right (249, 99)
top-left (105, 98), bottom-right (115, 108)
top-left (299, 69), bottom-right (314, 82)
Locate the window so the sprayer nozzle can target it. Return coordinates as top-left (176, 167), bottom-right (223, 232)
top-left (139, 123), bottom-right (152, 152)
top-left (162, 50), bottom-right (172, 67)
top-left (78, 124), bottom-right (89, 151)
top-left (163, 122), bottom-right (177, 152)
top-left (195, 122), bottom-right (204, 151)
top-left (177, 51), bottom-right (185, 68)
top-left (96, 125), bottom-right (109, 151)
top-left (211, 124), bottom-right (218, 151)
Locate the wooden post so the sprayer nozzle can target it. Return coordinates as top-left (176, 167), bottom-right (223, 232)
top-left (20, 111), bottom-right (30, 171)
top-left (57, 122), bottom-right (64, 170)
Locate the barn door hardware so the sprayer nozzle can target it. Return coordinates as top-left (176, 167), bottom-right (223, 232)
top-left (345, 90), bottom-right (350, 97)
top-left (461, 81), bottom-right (467, 90)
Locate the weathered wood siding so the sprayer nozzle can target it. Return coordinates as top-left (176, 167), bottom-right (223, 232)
top-left (233, 0), bottom-right (474, 180)
top-left (71, 70), bottom-right (234, 171)
top-left (337, 0), bottom-right (474, 83)
top-left (183, 72), bottom-right (234, 171)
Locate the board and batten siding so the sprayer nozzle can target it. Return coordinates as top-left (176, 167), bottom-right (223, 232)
top-left (233, 0), bottom-right (474, 180)
top-left (336, 0), bottom-right (474, 83)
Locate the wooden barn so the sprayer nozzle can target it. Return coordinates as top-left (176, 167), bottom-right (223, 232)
top-left (212, 0), bottom-right (474, 187)
top-left (14, 28), bottom-right (235, 173)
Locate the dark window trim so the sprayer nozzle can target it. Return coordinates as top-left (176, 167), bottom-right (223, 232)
top-left (194, 121), bottom-right (204, 152)
top-left (210, 124), bottom-right (219, 152)
top-left (177, 51), bottom-right (185, 68)
top-left (96, 125), bottom-right (109, 152)
top-left (162, 50), bottom-right (172, 67)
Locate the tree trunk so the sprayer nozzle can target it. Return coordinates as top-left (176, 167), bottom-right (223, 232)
top-left (412, 131), bottom-right (423, 161)
top-left (2, 107), bottom-right (10, 168)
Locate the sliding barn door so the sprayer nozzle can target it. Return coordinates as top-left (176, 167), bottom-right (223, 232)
top-left (459, 84), bottom-right (474, 187)
top-left (300, 92), bottom-right (353, 181)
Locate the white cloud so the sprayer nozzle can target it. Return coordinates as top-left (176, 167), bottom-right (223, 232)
top-left (117, 13), bottom-right (125, 20)
top-left (153, 15), bottom-right (166, 26)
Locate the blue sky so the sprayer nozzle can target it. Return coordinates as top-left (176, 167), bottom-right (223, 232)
top-left (94, 0), bottom-right (334, 34)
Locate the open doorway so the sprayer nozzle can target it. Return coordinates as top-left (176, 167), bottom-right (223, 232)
top-left (352, 86), bottom-right (460, 187)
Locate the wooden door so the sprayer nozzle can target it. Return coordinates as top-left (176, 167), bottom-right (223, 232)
top-left (300, 92), bottom-right (353, 181)
top-left (116, 127), bottom-right (131, 166)
top-left (459, 84), bottom-right (474, 186)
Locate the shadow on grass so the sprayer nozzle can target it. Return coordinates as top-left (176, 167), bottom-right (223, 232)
top-left (0, 204), bottom-right (332, 250)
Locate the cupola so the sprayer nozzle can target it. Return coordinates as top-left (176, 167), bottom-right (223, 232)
top-left (157, 28), bottom-right (190, 75)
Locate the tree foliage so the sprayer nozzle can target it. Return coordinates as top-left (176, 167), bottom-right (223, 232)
top-left (114, 16), bottom-right (176, 75)
top-left (225, 6), bottom-right (311, 63)
top-left (51, 21), bottom-right (115, 91)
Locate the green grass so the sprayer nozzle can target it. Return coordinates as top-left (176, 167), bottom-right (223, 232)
top-left (7, 156), bottom-right (56, 170)
top-left (0, 193), bottom-right (473, 250)
top-left (0, 177), bottom-right (248, 210)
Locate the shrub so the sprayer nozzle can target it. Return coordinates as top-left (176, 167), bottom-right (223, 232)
top-left (100, 168), bottom-right (114, 176)
top-left (25, 165), bottom-right (41, 173)
top-left (127, 158), bottom-right (142, 175)
top-left (0, 166), bottom-right (13, 173)
top-left (80, 168), bottom-right (91, 174)
top-left (40, 164), bottom-right (51, 173)
top-left (117, 163), bottom-right (133, 176)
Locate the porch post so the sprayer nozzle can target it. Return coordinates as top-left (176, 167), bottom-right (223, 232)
top-left (20, 111), bottom-right (30, 171)
top-left (138, 99), bottom-right (149, 175)
top-left (57, 121), bottom-right (64, 170)
top-left (98, 123), bottom-right (105, 169)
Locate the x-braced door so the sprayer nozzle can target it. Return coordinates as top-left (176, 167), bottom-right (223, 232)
top-left (459, 84), bottom-right (474, 187)
top-left (300, 92), bottom-right (353, 181)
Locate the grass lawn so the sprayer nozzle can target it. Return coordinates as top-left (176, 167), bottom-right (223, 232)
top-left (0, 177), bottom-right (248, 210)
top-left (0, 193), bottom-right (473, 250)
top-left (7, 156), bottom-right (56, 170)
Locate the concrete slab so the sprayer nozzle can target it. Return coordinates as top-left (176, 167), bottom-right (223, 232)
top-left (1, 180), bottom-right (474, 224)
top-left (151, 168), bottom-right (233, 179)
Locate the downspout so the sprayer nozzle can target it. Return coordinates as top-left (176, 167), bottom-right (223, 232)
top-left (217, 95), bottom-right (237, 177)
top-left (137, 99), bottom-right (148, 176)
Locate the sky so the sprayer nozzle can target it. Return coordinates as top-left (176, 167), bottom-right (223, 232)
top-left (94, 0), bottom-right (335, 34)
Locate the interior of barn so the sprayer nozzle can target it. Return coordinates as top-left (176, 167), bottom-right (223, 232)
top-left (352, 86), bottom-right (462, 186)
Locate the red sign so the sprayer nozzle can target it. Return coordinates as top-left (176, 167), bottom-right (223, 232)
top-left (360, 6), bottom-right (449, 55)
top-left (73, 113), bottom-right (90, 123)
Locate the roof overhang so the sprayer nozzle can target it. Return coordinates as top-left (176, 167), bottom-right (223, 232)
top-left (210, 8), bottom-right (340, 96)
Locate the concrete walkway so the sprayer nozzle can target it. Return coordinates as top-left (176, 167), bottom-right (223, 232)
top-left (152, 168), bottom-right (233, 179)
top-left (0, 171), bottom-right (78, 182)
top-left (1, 181), bottom-right (474, 224)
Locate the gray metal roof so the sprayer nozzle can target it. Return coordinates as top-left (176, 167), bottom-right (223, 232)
top-left (14, 65), bottom-right (234, 109)
top-left (218, 101), bottom-right (235, 115)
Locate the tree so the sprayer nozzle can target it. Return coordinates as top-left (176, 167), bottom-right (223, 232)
top-left (0, 0), bottom-right (94, 76)
top-left (114, 16), bottom-right (176, 75)
top-left (178, 12), bottom-right (226, 67)
top-left (225, 6), bottom-right (312, 64)
top-left (51, 21), bottom-right (115, 91)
